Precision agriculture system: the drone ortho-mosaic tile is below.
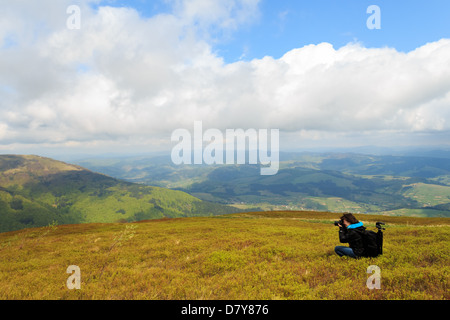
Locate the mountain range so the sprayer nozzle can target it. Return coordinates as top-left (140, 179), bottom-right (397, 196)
top-left (2, 151), bottom-right (449, 233)
top-left (0, 155), bottom-right (239, 233)
top-left (74, 152), bottom-right (450, 217)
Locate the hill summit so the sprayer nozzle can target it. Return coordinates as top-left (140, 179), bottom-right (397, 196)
top-left (0, 155), bottom-right (238, 233)
top-left (0, 154), bottom-right (84, 186)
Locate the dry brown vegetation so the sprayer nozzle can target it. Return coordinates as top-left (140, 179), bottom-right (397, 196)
top-left (0, 211), bottom-right (448, 300)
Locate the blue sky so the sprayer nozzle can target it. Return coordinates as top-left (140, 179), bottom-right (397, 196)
top-left (92, 0), bottom-right (450, 62)
top-left (1, 0), bottom-right (450, 155)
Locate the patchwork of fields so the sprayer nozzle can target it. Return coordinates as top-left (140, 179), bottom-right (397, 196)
top-left (75, 153), bottom-right (450, 217)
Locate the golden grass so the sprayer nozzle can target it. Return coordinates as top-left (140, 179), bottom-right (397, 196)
top-left (0, 211), bottom-right (448, 300)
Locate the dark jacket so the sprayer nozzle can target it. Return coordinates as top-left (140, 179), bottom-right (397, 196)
top-left (339, 222), bottom-right (366, 257)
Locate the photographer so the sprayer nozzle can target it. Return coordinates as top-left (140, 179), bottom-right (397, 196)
top-left (334, 213), bottom-right (366, 259)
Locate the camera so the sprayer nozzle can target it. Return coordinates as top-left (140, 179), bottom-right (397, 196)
top-left (376, 222), bottom-right (385, 230)
top-left (334, 219), bottom-right (344, 227)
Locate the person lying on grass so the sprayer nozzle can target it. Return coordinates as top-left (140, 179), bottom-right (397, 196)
top-left (334, 213), bottom-right (365, 259)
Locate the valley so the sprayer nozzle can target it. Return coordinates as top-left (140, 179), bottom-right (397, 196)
top-left (74, 152), bottom-right (450, 218)
top-left (0, 155), bottom-right (239, 233)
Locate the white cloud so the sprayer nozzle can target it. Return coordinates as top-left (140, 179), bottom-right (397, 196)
top-left (0, 0), bottom-right (449, 153)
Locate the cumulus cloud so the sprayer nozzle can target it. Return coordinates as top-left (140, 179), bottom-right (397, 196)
top-left (0, 0), bottom-right (449, 152)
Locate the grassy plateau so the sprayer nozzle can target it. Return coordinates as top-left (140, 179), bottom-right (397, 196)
top-left (0, 211), bottom-right (448, 300)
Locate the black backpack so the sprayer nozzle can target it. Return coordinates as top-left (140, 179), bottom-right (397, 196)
top-left (362, 230), bottom-right (380, 257)
top-left (356, 227), bottom-right (384, 258)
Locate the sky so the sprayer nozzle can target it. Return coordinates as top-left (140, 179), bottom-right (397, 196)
top-left (1, 0), bottom-right (450, 157)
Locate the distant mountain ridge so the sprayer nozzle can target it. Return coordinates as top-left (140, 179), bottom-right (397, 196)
top-left (73, 152), bottom-right (450, 217)
top-left (0, 154), bottom-right (84, 186)
top-left (0, 155), bottom-right (239, 233)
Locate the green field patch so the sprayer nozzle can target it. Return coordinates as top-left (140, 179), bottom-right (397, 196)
top-left (401, 183), bottom-right (450, 206)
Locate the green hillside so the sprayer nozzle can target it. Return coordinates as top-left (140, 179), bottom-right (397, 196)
top-left (74, 153), bottom-right (450, 217)
top-left (183, 166), bottom-right (450, 216)
top-left (0, 155), bottom-right (239, 233)
top-left (0, 211), bottom-right (448, 300)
